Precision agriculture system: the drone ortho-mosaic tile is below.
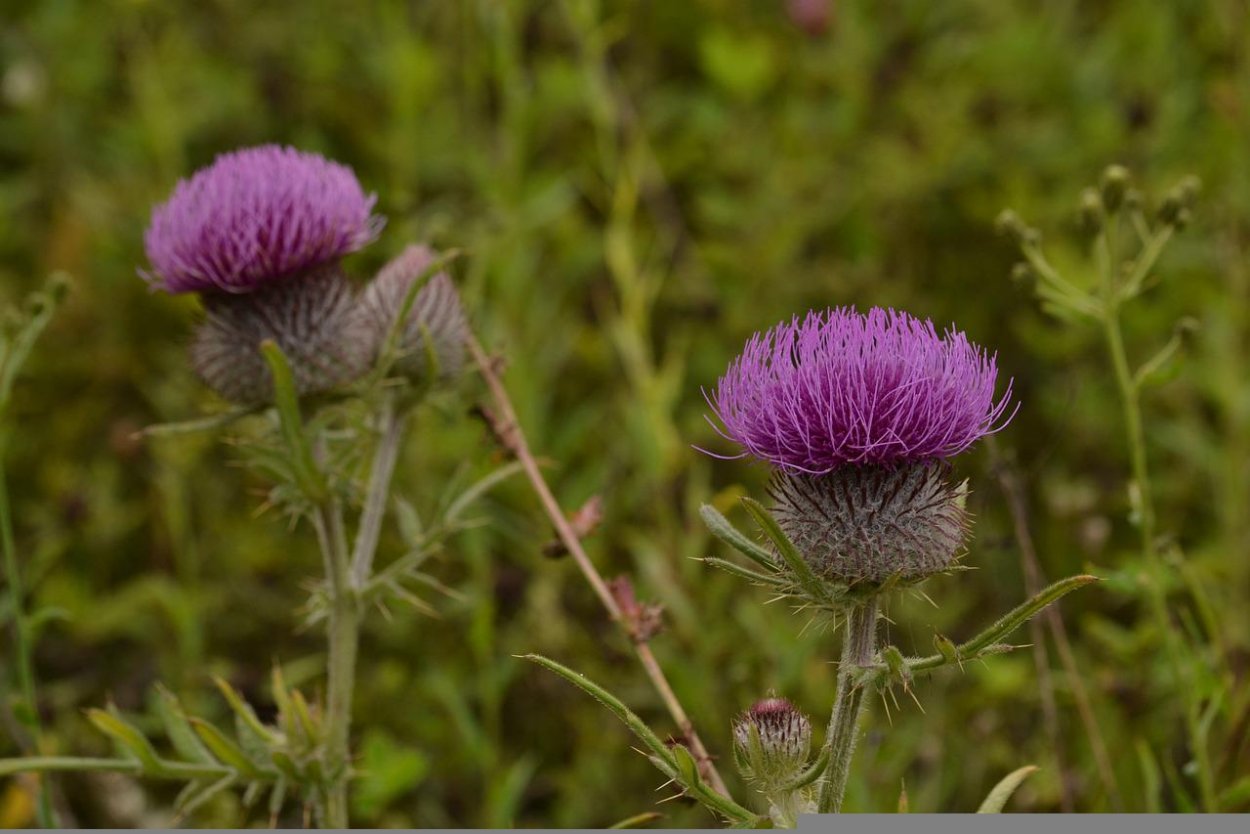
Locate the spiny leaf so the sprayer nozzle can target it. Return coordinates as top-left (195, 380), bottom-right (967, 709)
top-left (174, 774), bottom-right (236, 818)
top-left (523, 654), bottom-right (675, 770)
top-left (976, 765), bottom-right (1038, 813)
top-left (213, 676), bottom-right (278, 744)
top-left (190, 718), bottom-right (265, 779)
top-left (85, 708), bottom-right (165, 774)
top-left (154, 686), bottom-right (215, 765)
top-left (699, 504), bottom-right (775, 571)
top-left (911, 575), bottom-right (1098, 673)
top-left (740, 498), bottom-right (833, 608)
top-left (259, 340), bottom-right (327, 501)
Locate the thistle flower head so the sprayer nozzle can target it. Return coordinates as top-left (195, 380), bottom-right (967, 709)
top-left (732, 698), bottom-right (812, 791)
top-left (144, 145), bottom-right (382, 294)
top-left (772, 462), bottom-right (969, 584)
top-left (189, 265), bottom-right (374, 404)
top-left (707, 307), bottom-right (1014, 474)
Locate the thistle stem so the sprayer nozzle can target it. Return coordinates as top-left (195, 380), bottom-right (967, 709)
top-left (351, 395), bottom-right (406, 586)
top-left (312, 499), bottom-right (358, 829)
top-left (0, 438), bottom-right (56, 828)
top-left (817, 599), bottom-right (878, 814)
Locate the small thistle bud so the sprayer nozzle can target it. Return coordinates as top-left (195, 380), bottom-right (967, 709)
top-left (786, 0), bottom-right (832, 36)
top-left (1157, 195), bottom-right (1184, 227)
top-left (733, 698), bottom-right (812, 790)
top-left (1079, 187), bottom-right (1104, 235)
top-left (1100, 164), bottom-right (1131, 212)
top-left (771, 463), bottom-right (970, 585)
top-left (1176, 175), bottom-right (1201, 206)
top-left (359, 245), bottom-right (468, 384)
top-left (190, 265), bottom-right (374, 404)
top-left (1124, 188), bottom-right (1144, 212)
top-left (1010, 262), bottom-right (1035, 287)
top-left (994, 209), bottom-right (1027, 244)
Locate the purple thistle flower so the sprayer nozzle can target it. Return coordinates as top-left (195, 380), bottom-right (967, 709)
top-left (143, 145), bottom-right (383, 294)
top-left (706, 307), bottom-right (1014, 474)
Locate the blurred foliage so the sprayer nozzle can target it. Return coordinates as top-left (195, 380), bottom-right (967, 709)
top-left (1, 0), bottom-right (1248, 826)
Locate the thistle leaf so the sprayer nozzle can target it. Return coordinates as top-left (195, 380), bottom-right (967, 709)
top-left (699, 504), bottom-right (776, 571)
top-left (976, 764), bottom-right (1038, 813)
top-left (154, 686), bottom-right (215, 765)
top-left (86, 708), bottom-right (165, 775)
top-left (190, 718), bottom-right (265, 779)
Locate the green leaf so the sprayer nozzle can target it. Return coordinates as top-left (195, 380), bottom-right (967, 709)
top-left (213, 677), bottom-right (278, 745)
top-left (699, 504), bottom-right (776, 571)
top-left (258, 340), bottom-right (327, 501)
top-left (190, 718), bottom-right (265, 779)
top-left (85, 707), bottom-right (165, 775)
top-left (174, 774), bottom-right (236, 819)
top-left (523, 654), bottom-right (675, 770)
top-left (976, 765), bottom-right (1038, 813)
top-left (609, 811), bottom-right (663, 829)
top-left (740, 498), bottom-right (833, 607)
top-left (911, 575), bottom-right (1099, 673)
top-left (154, 686), bottom-right (215, 765)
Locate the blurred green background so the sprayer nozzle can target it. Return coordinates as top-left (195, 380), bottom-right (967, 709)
top-left (2, 0), bottom-right (1248, 826)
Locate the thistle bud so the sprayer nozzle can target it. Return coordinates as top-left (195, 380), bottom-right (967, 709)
top-left (733, 698), bottom-right (812, 790)
top-left (1100, 164), bottom-right (1131, 212)
top-left (994, 209), bottom-right (1027, 244)
top-left (1157, 195), bottom-right (1184, 227)
top-left (1010, 262), bottom-right (1035, 287)
top-left (1079, 188), bottom-right (1103, 235)
top-left (358, 245), bottom-right (468, 385)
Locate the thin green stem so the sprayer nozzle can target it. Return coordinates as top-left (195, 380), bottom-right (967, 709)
top-left (0, 438), bottom-right (55, 827)
top-left (1099, 227), bottom-right (1217, 811)
top-left (817, 599), bottom-right (878, 814)
top-left (350, 396), bottom-right (406, 587)
top-left (313, 499), bottom-right (359, 829)
top-left (0, 756), bottom-right (231, 780)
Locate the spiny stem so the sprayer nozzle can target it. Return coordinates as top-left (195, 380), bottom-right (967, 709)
top-left (351, 395), bottom-right (407, 586)
top-left (313, 499), bottom-right (359, 829)
top-left (468, 333), bottom-right (730, 797)
top-left (0, 438), bottom-right (56, 827)
top-left (817, 599), bottom-right (878, 813)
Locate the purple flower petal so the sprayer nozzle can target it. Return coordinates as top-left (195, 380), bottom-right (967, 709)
top-left (143, 145), bottom-right (383, 294)
top-left (706, 307), bottom-right (1015, 472)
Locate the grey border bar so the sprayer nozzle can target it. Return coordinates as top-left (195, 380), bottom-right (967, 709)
top-left (799, 814), bottom-right (1248, 833)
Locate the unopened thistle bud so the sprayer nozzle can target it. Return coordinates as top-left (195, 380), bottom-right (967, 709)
top-left (733, 698), bottom-right (812, 791)
top-left (142, 145), bottom-right (384, 403)
top-left (358, 245), bottom-right (468, 385)
top-left (1100, 164), bottom-right (1131, 212)
top-left (1079, 187), bottom-right (1104, 235)
top-left (706, 308), bottom-right (1013, 589)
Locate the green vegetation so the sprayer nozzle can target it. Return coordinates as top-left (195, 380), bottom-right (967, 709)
top-left (1, 0), bottom-right (1247, 826)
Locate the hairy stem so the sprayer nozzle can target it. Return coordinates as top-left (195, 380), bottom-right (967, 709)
top-left (817, 599), bottom-right (878, 813)
top-left (0, 439), bottom-right (56, 827)
top-left (467, 333), bottom-right (730, 797)
top-left (313, 499), bottom-right (359, 829)
top-left (351, 396), bottom-right (406, 586)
